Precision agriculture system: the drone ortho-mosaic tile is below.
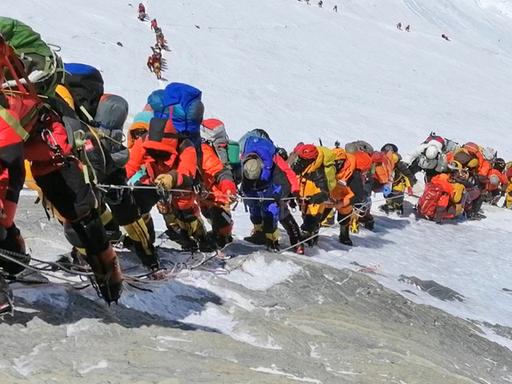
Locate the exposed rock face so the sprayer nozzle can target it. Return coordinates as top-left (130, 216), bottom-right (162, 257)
top-left (0, 197), bottom-right (511, 383)
top-left (398, 275), bottom-right (465, 302)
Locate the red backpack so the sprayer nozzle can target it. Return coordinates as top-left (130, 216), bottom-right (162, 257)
top-left (417, 183), bottom-right (444, 219)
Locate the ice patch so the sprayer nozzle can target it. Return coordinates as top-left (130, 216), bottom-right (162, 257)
top-left (222, 257), bottom-right (301, 291)
top-left (251, 365), bottom-right (322, 383)
top-left (183, 305), bottom-right (281, 349)
top-left (77, 360), bottom-right (108, 375)
top-left (12, 343), bottom-right (47, 377)
top-left (66, 320), bottom-right (93, 337)
top-left (156, 335), bottom-right (192, 343)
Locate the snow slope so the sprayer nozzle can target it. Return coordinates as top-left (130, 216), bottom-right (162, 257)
top-left (4, 0), bottom-right (512, 356)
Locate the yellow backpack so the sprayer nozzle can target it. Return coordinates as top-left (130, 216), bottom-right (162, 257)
top-left (317, 146), bottom-right (337, 192)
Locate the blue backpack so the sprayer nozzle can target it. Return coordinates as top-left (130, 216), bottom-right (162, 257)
top-left (242, 136), bottom-right (276, 182)
top-left (147, 83), bottom-right (204, 147)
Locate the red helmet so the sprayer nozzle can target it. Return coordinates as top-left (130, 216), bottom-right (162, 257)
top-left (463, 142), bottom-right (480, 155)
top-left (294, 144), bottom-right (318, 160)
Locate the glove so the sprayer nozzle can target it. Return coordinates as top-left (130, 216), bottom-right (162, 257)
top-left (382, 184), bottom-right (392, 198)
top-left (154, 173), bottom-right (176, 191)
top-left (218, 180), bottom-right (237, 202)
top-left (288, 192), bottom-right (299, 209)
top-left (407, 186), bottom-right (414, 196)
top-left (308, 192), bottom-right (328, 205)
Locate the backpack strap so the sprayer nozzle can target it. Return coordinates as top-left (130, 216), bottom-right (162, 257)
top-left (0, 103), bottom-right (30, 141)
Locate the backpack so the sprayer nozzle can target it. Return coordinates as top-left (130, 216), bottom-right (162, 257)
top-left (238, 129), bottom-right (271, 155)
top-left (424, 133), bottom-right (446, 148)
top-left (317, 146), bottom-right (337, 192)
top-left (417, 183), bottom-right (444, 219)
top-left (0, 17), bottom-right (64, 96)
top-left (200, 118), bottom-right (241, 169)
top-left (242, 136), bottom-right (276, 182)
top-left (94, 94), bottom-right (129, 167)
top-left (146, 83), bottom-right (204, 150)
top-left (163, 83), bottom-right (203, 134)
top-left (63, 63), bottom-right (104, 123)
top-left (345, 140), bottom-right (374, 154)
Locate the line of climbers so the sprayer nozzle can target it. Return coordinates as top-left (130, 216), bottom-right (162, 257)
top-left (139, 3), bottom-right (168, 80)
top-left (0, 17), bottom-right (511, 310)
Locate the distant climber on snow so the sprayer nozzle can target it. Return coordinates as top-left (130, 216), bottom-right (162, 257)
top-left (147, 54), bottom-right (162, 79)
top-left (397, 22), bottom-right (402, 30)
top-left (442, 34), bottom-right (450, 41)
top-left (150, 19), bottom-right (158, 32)
top-left (405, 25), bottom-right (411, 32)
top-left (138, 3), bottom-right (146, 21)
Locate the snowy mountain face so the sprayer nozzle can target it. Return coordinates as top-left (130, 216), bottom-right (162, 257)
top-left (3, 0), bottom-right (512, 383)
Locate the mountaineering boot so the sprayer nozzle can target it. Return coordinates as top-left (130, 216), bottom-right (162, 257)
top-left (321, 209), bottom-right (336, 227)
top-left (179, 230), bottom-right (199, 252)
top-left (265, 229), bottom-right (280, 252)
top-left (207, 230), bottom-right (232, 249)
top-left (164, 225), bottom-right (184, 244)
top-left (124, 218), bottom-right (160, 270)
top-left (364, 219), bottom-right (375, 231)
top-left (280, 214), bottom-right (303, 254)
top-left (379, 204), bottom-right (391, 214)
top-left (87, 246), bottom-right (123, 304)
top-left (301, 230), bottom-right (319, 247)
top-left (198, 234), bottom-right (218, 253)
top-left (339, 223), bottom-right (353, 246)
top-left (0, 275), bottom-right (13, 316)
top-left (265, 238), bottom-right (280, 252)
top-left (244, 228), bottom-right (266, 245)
top-left (215, 234), bottom-right (233, 249)
top-left (0, 225), bottom-right (30, 276)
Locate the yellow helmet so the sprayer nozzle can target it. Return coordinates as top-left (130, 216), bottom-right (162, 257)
top-left (332, 147), bottom-right (347, 161)
top-left (55, 84), bottom-right (75, 110)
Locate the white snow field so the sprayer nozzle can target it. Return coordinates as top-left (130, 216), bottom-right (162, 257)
top-left (4, 0), bottom-right (512, 356)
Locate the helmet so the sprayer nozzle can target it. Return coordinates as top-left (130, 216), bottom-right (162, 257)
top-left (494, 158), bottom-right (506, 172)
top-left (251, 129), bottom-right (270, 140)
top-left (294, 144), bottom-right (318, 160)
top-left (381, 143), bottom-right (398, 153)
top-left (463, 142), bottom-right (480, 155)
top-left (332, 147), bottom-right (347, 161)
top-left (242, 157), bottom-right (263, 181)
top-left (424, 145), bottom-right (439, 160)
top-left (488, 174), bottom-right (500, 186)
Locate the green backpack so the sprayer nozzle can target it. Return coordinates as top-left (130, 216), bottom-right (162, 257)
top-left (0, 17), bottom-right (63, 96)
top-left (318, 146), bottom-right (337, 192)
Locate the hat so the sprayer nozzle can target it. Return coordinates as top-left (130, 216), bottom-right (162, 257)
top-left (294, 144), bottom-right (318, 160)
top-left (332, 147), bottom-right (347, 161)
top-left (243, 157), bottom-right (263, 180)
top-left (381, 143), bottom-right (398, 153)
top-left (463, 142), bottom-right (480, 155)
top-left (143, 118), bottom-right (179, 154)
